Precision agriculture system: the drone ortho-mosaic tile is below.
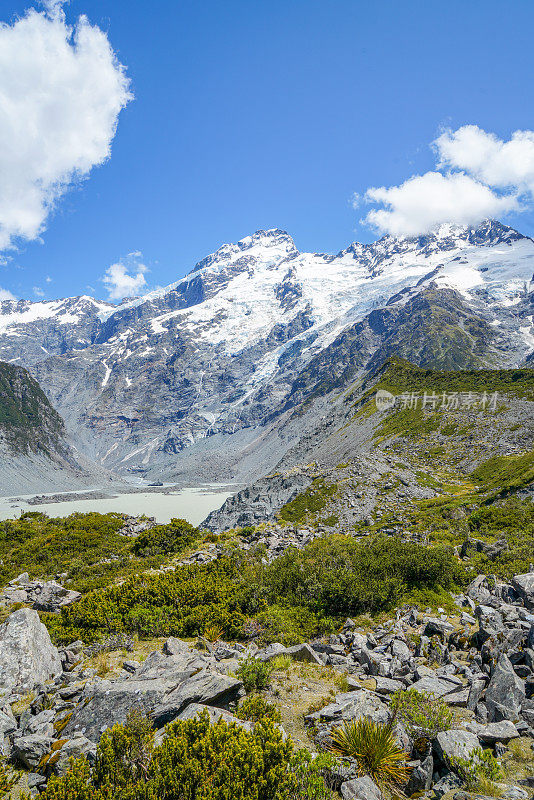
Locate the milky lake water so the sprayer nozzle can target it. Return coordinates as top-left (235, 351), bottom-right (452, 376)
top-left (0, 486), bottom-right (235, 525)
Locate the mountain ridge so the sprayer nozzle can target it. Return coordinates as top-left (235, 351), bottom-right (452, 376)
top-left (0, 219), bottom-right (533, 484)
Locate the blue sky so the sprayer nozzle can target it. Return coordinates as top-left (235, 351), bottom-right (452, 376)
top-left (2, 0), bottom-right (534, 302)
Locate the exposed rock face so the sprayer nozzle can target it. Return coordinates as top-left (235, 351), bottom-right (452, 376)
top-left (0, 608), bottom-right (61, 692)
top-left (434, 729), bottom-right (480, 764)
top-left (63, 645), bottom-right (244, 742)
top-left (0, 221), bottom-right (532, 486)
top-left (0, 361), bottom-right (105, 495)
top-left (485, 654), bottom-right (526, 722)
top-left (512, 572), bottom-right (534, 609)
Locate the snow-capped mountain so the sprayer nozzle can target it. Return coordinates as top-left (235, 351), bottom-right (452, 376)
top-left (1, 220), bottom-right (533, 483)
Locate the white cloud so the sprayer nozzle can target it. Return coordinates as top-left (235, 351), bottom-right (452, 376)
top-left (102, 252), bottom-right (148, 300)
top-left (361, 125), bottom-right (534, 236)
top-left (33, 286), bottom-right (45, 297)
top-left (0, 4), bottom-right (131, 251)
top-left (364, 171), bottom-right (519, 237)
top-left (0, 288), bottom-right (16, 301)
top-left (436, 126), bottom-right (534, 192)
top-left (45, 275), bottom-right (52, 283)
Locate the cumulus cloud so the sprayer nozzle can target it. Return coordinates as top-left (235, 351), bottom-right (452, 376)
top-left (0, 288), bottom-right (16, 301)
top-left (362, 125), bottom-right (534, 236)
top-left (102, 252), bottom-right (148, 300)
top-left (364, 172), bottom-right (519, 237)
top-left (435, 126), bottom-right (534, 193)
top-left (0, 3), bottom-right (132, 251)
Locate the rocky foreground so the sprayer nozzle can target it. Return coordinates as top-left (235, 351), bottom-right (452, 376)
top-left (0, 566), bottom-right (533, 799)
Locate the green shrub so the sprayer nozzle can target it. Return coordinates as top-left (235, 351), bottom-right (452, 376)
top-left (131, 518), bottom-right (199, 557)
top-left (450, 747), bottom-right (504, 789)
top-left (94, 708), bottom-right (154, 788)
top-left (238, 696), bottom-right (281, 724)
top-left (0, 759), bottom-right (16, 799)
top-left (236, 656), bottom-right (275, 692)
top-left (256, 535), bottom-right (465, 617)
top-left (391, 689), bottom-right (453, 745)
top-left (56, 555), bottom-right (247, 643)
top-left (40, 710), bottom-right (334, 800)
top-left (254, 604), bottom-right (330, 645)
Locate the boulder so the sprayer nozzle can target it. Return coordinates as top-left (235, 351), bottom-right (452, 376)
top-left (405, 752), bottom-right (433, 794)
top-left (176, 702), bottom-right (252, 730)
top-left (0, 608), bottom-right (61, 692)
top-left (11, 734), bottom-right (53, 769)
top-left (63, 677), bottom-right (168, 742)
top-left (485, 654), bottom-right (525, 722)
top-left (284, 643), bottom-right (324, 665)
top-left (0, 708), bottom-right (16, 738)
top-left (434, 729), bottom-right (480, 765)
top-left (341, 776), bottom-right (383, 800)
top-left (471, 720), bottom-right (519, 744)
top-left (28, 581), bottom-right (81, 613)
top-left (512, 572), bottom-right (534, 609)
top-left (152, 670), bottom-right (244, 727)
top-left (317, 690), bottom-right (390, 726)
top-left (423, 618), bottom-right (454, 639)
top-left (409, 674), bottom-right (459, 698)
top-left (50, 734), bottom-right (96, 776)
top-left (256, 643), bottom-right (286, 662)
top-left (21, 709), bottom-right (55, 737)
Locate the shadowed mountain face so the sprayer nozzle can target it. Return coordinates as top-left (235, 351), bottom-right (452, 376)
top-left (0, 220), bottom-right (533, 484)
top-left (0, 362), bottom-right (104, 495)
top-left (0, 361), bottom-right (65, 456)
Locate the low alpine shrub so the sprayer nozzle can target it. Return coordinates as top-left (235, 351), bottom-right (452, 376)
top-left (236, 655), bottom-right (274, 692)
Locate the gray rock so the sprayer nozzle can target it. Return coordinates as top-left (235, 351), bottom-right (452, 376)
top-left (409, 675), bottom-right (459, 698)
top-left (512, 572), bottom-right (534, 609)
top-left (341, 776), bottom-right (383, 800)
top-left (434, 729), bottom-right (480, 764)
top-left (467, 678), bottom-right (486, 711)
top-left (50, 734), bottom-right (96, 776)
top-left (162, 637), bottom-right (191, 656)
top-left (29, 581), bottom-right (81, 613)
top-left (176, 702), bottom-right (252, 730)
top-left (63, 678), bottom-right (170, 741)
top-left (318, 690), bottom-right (390, 726)
top-left (471, 720), bottom-right (519, 743)
top-left (405, 752), bottom-right (433, 794)
top-left (284, 643), bottom-right (324, 665)
top-left (152, 670), bottom-right (244, 727)
top-left (0, 708), bottom-right (16, 738)
top-left (433, 772), bottom-right (463, 798)
top-left (21, 709), bottom-right (55, 737)
top-left (373, 677), bottom-right (405, 695)
top-left (0, 608), bottom-right (61, 692)
top-left (256, 643), bottom-right (286, 662)
top-left (485, 654), bottom-right (525, 722)
top-left (122, 660), bottom-right (140, 674)
top-left (11, 734), bottom-right (53, 769)
top-left (423, 618), bottom-right (454, 639)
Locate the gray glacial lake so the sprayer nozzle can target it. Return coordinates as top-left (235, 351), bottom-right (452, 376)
top-left (0, 486), bottom-right (235, 525)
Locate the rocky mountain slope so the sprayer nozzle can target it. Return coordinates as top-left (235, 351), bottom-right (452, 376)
top-left (0, 220), bottom-right (533, 485)
top-left (0, 361), bottom-right (107, 495)
top-left (206, 357), bottom-right (534, 530)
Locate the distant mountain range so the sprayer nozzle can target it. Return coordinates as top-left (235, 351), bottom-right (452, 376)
top-left (0, 219), bottom-right (533, 488)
